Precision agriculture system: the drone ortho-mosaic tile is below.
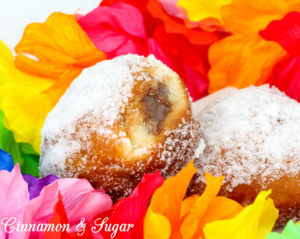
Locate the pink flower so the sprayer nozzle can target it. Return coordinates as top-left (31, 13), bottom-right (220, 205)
top-left (77, 0), bottom-right (227, 101)
top-left (23, 178), bottom-right (113, 238)
top-left (0, 164), bottom-right (113, 239)
top-left (77, 2), bottom-right (148, 57)
top-left (0, 164), bottom-right (29, 239)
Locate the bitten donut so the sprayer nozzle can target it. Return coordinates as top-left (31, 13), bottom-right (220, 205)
top-left (190, 85), bottom-right (300, 226)
top-left (40, 54), bottom-right (202, 201)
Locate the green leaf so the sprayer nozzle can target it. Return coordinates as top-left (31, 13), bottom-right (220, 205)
top-left (0, 110), bottom-right (39, 177)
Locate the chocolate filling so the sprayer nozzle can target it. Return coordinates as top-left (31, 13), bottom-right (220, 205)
top-left (142, 82), bottom-right (171, 135)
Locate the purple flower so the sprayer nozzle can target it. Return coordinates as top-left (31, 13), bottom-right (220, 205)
top-left (23, 174), bottom-right (58, 200)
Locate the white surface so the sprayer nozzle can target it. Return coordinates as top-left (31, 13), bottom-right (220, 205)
top-left (192, 87), bottom-right (237, 116)
top-left (0, 0), bottom-right (100, 53)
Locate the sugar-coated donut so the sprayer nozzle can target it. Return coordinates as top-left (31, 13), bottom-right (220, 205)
top-left (39, 54), bottom-right (202, 201)
top-left (190, 85), bottom-right (300, 226)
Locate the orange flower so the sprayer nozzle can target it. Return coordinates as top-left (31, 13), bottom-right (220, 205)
top-left (15, 12), bottom-right (106, 105)
top-left (144, 160), bottom-right (243, 239)
top-left (207, 0), bottom-right (300, 93)
top-left (208, 35), bottom-right (285, 92)
top-left (2, 12), bottom-right (106, 154)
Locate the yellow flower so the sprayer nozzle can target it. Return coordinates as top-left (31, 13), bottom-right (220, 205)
top-left (177, 0), bottom-right (231, 22)
top-left (0, 41), bottom-right (53, 153)
top-left (144, 210), bottom-right (171, 239)
top-left (204, 190), bottom-right (278, 239)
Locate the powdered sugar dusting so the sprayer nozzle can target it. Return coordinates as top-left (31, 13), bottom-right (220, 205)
top-left (44, 54), bottom-right (156, 132)
top-left (40, 54), bottom-right (162, 174)
top-left (158, 117), bottom-right (200, 175)
top-left (196, 85), bottom-right (300, 190)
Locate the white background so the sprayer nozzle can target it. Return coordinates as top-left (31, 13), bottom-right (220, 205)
top-left (0, 0), bottom-right (100, 53)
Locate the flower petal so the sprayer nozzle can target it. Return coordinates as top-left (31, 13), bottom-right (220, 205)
top-left (180, 173), bottom-right (224, 238)
top-left (43, 192), bottom-right (69, 239)
top-left (180, 195), bottom-right (199, 219)
top-left (204, 190), bottom-right (278, 239)
top-left (67, 191), bottom-right (113, 226)
top-left (0, 164), bottom-right (29, 239)
top-left (180, 173), bottom-right (243, 239)
top-left (266, 55), bottom-right (300, 102)
top-left (177, 0), bottom-right (230, 22)
top-left (0, 40), bottom-right (54, 154)
top-left (15, 12), bottom-right (105, 80)
top-left (94, 171), bottom-right (164, 238)
top-left (0, 148), bottom-right (14, 172)
top-left (260, 12), bottom-right (300, 54)
top-left (258, 12), bottom-right (300, 102)
top-left (23, 178), bottom-right (112, 239)
top-left (1, 85), bottom-right (53, 153)
top-left (266, 220), bottom-right (300, 239)
top-left (144, 208), bottom-right (171, 239)
top-left (14, 12), bottom-right (106, 111)
top-left (208, 35), bottom-right (286, 93)
top-left (77, 2), bottom-right (147, 56)
top-left (221, 0), bottom-right (300, 35)
top-left (22, 174), bottom-right (58, 200)
top-left (148, 0), bottom-right (222, 45)
top-left (148, 35), bottom-right (209, 100)
top-left (145, 159), bottom-right (197, 236)
top-left (0, 110), bottom-right (39, 176)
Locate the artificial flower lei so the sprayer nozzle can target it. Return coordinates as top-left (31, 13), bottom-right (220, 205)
top-left (0, 154), bottom-right (279, 239)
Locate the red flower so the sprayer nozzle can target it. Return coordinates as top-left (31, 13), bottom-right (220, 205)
top-left (43, 192), bottom-right (69, 239)
top-left (260, 12), bottom-right (300, 101)
top-left (77, 0), bottom-right (227, 100)
top-left (90, 171), bottom-right (164, 239)
top-left (43, 192), bottom-right (96, 239)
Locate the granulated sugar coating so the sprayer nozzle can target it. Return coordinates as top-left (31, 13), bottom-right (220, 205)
top-left (193, 85), bottom-right (300, 225)
top-left (40, 54), bottom-right (202, 201)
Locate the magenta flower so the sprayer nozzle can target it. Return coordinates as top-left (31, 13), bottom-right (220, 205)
top-left (0, 164), bottom-right (113, 239)
top-left (0, 164), bottom-right (29, 239)
top-left (23, 178), bottom-right (113, 238)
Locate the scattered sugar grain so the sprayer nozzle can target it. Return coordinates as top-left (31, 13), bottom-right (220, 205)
top-left (196, 85), bottom-right (300, 190)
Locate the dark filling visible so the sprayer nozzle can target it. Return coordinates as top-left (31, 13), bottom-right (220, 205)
top-left (142, 82), bottom-right (171, 135)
